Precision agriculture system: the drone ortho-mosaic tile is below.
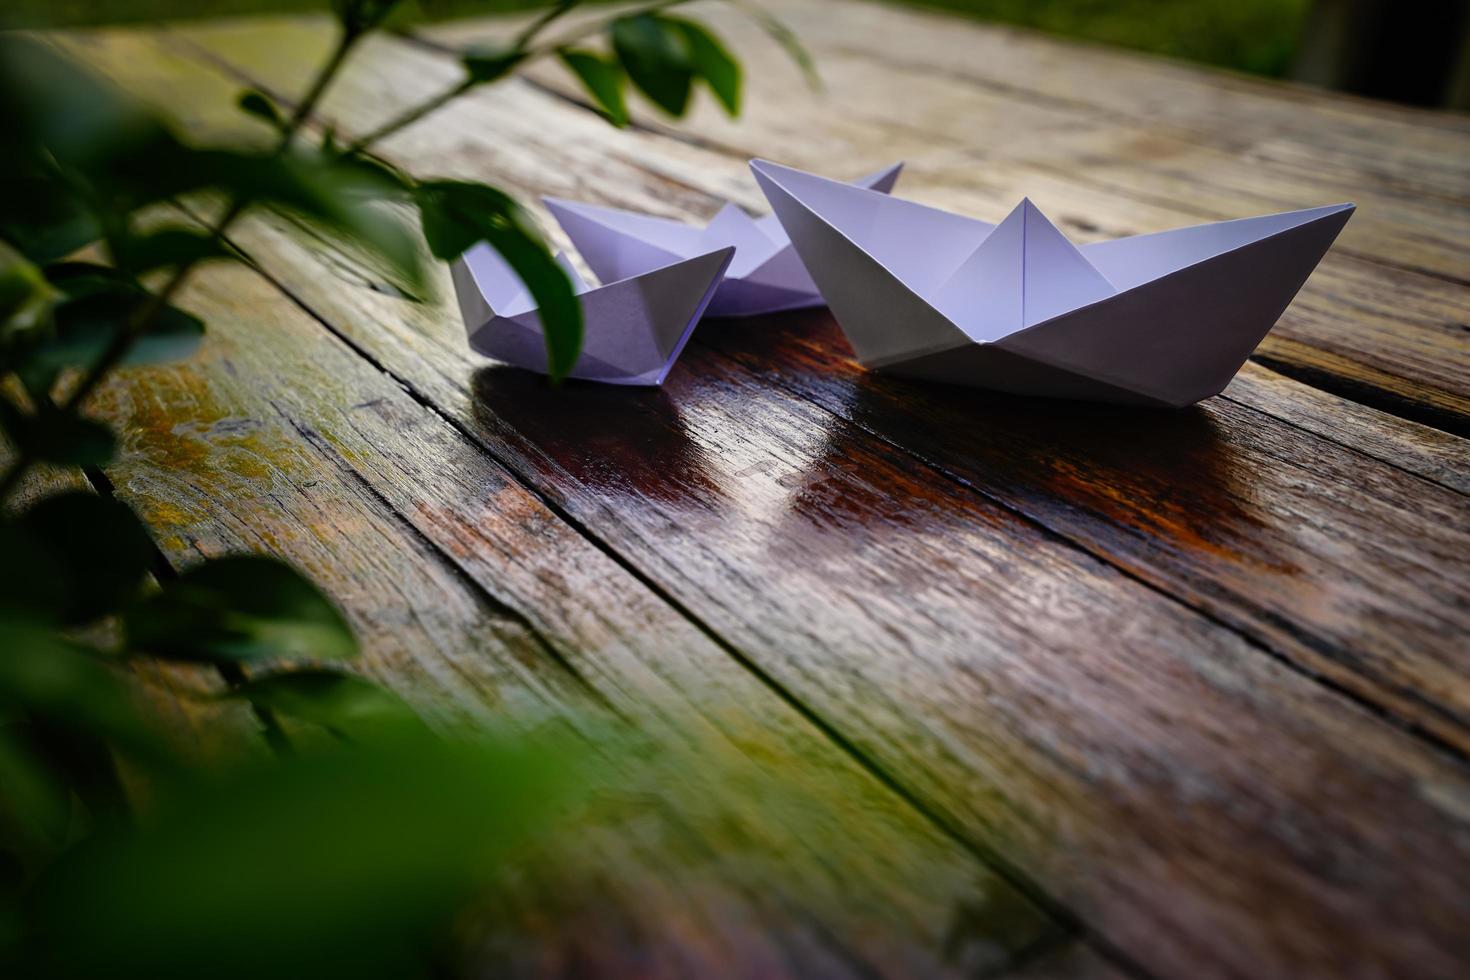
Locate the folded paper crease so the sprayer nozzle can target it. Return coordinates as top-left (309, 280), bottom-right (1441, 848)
top-left (452, 238), bottom-right (733, 386)
top-left (750, 158), bottom-right (1354, 407)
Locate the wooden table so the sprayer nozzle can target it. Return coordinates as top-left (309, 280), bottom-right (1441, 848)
top-left (43, 1), bottom-right (1470, 976)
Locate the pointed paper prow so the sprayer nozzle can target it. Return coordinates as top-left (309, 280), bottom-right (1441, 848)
top-left (1011, 198), bottom-right (1117, 325)
top-left (853, 161), bottom-right (904, 194)
top-left (544, 196), bottom-right (691, 286)
top-left (751, 159), bottom-right (995, 296)
top-left (700, 202), bottom-right (778, 276)
top-left (1083, 202), bottom-right (1356, 291)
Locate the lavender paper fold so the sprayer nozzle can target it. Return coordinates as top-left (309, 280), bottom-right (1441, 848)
top-left (452, 238), bottom-right (733, 386)
top-left (750, 158), bottom-right (1354, 407)
top-left (543, 163), bottom-right (903, 318)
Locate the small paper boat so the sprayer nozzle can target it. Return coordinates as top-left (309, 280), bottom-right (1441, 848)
top-left (542, 163), bottom-right (903, 318)
top-left (451, 239), bottom-right (733, 386)
top-left (751, 159), bottom-right (1354, 407)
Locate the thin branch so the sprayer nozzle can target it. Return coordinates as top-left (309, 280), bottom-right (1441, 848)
top-left (345, 0), bottom-right (696, 157)
top-left (342, 76), bottom-right (475, 155)
top-left (531, 0), bottom-right (695, 54)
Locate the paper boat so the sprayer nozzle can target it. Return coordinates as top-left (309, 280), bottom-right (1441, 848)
top-left (542, 163), bottom-right (903, 318)
top-left (751, 159), bottom-right (1354, 407)
top-left (451, 239), bottom-right (733, 385)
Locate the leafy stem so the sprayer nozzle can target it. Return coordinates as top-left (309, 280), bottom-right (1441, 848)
top-left (0, 25), bottom-right (364, 507)
top-left (345, 0), bottom-right (697, 157)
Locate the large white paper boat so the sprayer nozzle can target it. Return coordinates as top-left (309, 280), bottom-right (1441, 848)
top-left (751, 159), bottom-right (1354, 407)
top-left (543, 163), bottom-right (902, 318)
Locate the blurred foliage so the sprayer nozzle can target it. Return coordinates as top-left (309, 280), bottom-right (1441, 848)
top-left (17, 736), bottom-right (579, 980)
top-left (0, 2), bottom-right (815, 976)
top-left (0, 0), bottom-right (594, 31)
top-left (899, 0), bottom-right (1313, 77)
top-left (2, 0), bottom-right (1314, 78)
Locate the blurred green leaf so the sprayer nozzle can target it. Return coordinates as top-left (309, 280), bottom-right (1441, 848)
top-left (0, 402), bottom-right (116, 467)
top-left (0, 524), bottom-right (69, 619)
top-left (4, 492), bottom-right (154, 625)
top-left (3, 38), bottom-right (421, 295)
top-left (0, 241), bottom-right (57, 365)
top-left (125, 555), bottom-right (357, 663)
top-left (26, 287), bottom-right (204, 373)
top-left (113, 227), bottom-right (229, 277)
top-left (41, 262), bottom-right (129, 296)
top-left (236, 88), bottom-right (285, 132)
top-left (462, 43), bottom-right (525, 85)
top-left (558, 49), bottom-right (628, 127)
top-left (223, 669), bottom-right (426, 742)
top-left (0, 175), bottom-right (101, 266)
top-left (729, 0), bottom-right (820, 91)
top-left (331, 0), bottom-right (403, 34)
top-left (0, 722), bottom-right (72, 848)
top-left (218, 149), bottom-right (424, 298)
top-left (666, 18), bottom-right (741, 115)
top-left (414, 180), bottom-right (582, 380)
top-left (23, 735), bottom-right (576, 980)
top-left (0, 35), bottom-right (173, 178)
top-left (0, 619), bottom-right (159, 757)
top-left (611, 14), bottom-right (694, 116)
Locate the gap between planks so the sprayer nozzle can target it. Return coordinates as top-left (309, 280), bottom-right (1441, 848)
top-left (161, 24), bottom-right (1470, 763)
top-left (209, 206), bottom-right (1148, 979)
top-left (63, 21), bottom-right (1470, 975)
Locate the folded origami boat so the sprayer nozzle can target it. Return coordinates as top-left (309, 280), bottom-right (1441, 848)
top-left (751, 159), bottom-right (1354, 407)
top-left (542, 163), bottom-right (903, 318)
top-left (451, 238), bottom-right (733, 386)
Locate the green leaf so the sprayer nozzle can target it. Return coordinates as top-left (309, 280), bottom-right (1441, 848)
top-left (125, 555), bottom-right (357, 663)
top-left (28, 287), bottom-right (204, 372)
top-left (665, 18), bottom-right (742, 115)
top-left (558, 49), bottom-right (628, 127)
top-left (223, 670), bottom-right (426, 741)
top-left (0, 618), bottom-right (160, 757)
top-left (0, 722), bottom-right (72, 848)
top-left (414, 180), bottom-right (583, 381)
top-left (0, 401), bottom-right (116, 467)
top-left (0, 35), bottom-right (174, 176)
top-left (6, 492), bottom-right (154, 625)
top-left (24, 735), bottom-right (576, 980)
top-left (113, 227), bottom-right (229, 276)
top-left (256, 149), bottom-right (425, 299)
top-left (331, 0), bottom-right (403, 34)
top-left (236, 88), bottom-right (285, 131)
top-left (0, 240), bottom-right (58, 363)
top-left (732, 0), bottom-right (821, 91)
top-left (610, 14), bottom-right (694, 116)
top-left (0, 523), bottom-right (70, 619)
top-left (461, 44), bottom-right (525, 85)
top-left (0, 175), bottom-right (102, 265)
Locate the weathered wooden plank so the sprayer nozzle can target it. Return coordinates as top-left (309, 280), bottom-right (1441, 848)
top-left (701, 309), bottom-right (1470, 742)
top-left (1221, 363), bottom-right (1470, 495)
top-left (762, 0), bottom-right (1470, 200)
top-left (151, 19), bottom-right (1470, 746)
top-left (420, 4), bottom-right (1470, 428)
top-left (111, 21), bottom-right (1470, 978)
top-left (221, 211), bottom-right (1470, 979)
top-left (131, 259), bottom-right (1083, 977)
top-left (151, 15), bottom-right (1470, 472)
top-left (27, 37), bottom-right (1073, 963)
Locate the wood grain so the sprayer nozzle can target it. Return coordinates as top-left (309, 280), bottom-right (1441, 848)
top-left (422, 1), bottom-right (1470, 430)
top-left (26, 41), bottom-right (1076, 962)
top-left (149, 20), bottom-right (1470, 750)
top-left (48, 12), bottom-right (1470, 979)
